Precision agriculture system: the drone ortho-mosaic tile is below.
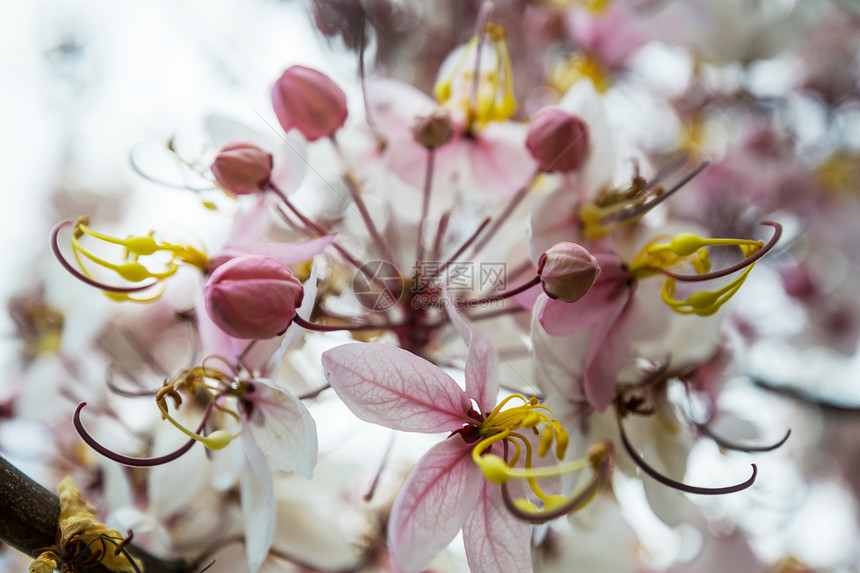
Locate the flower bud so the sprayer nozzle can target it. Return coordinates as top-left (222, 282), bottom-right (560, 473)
top-left (538, 242), bottom-right (600, 302)
top-left (271, 65), bottom-right (348, 141)
top-left (211, 141), bottom-right (273, 196)
top-left (204, 255), bottom-right (304, 339)
top-left (412, 108), bottom-right (454, 149)
top-left (526, 109), bottom-right (590, 173)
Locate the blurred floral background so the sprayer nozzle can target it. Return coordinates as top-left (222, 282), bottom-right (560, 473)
top-left (2, 0), bottom-right (860, 571)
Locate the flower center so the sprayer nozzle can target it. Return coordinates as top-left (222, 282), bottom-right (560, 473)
top-left (155, 362), bottom-right (245, 450)
top-left (433, 22), bottom-right (517, 131)
top-left (469, 395), bottom-right (610, 521)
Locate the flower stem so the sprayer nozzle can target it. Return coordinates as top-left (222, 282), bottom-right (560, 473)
top-left (471, 173), bottom-right (539, 256)
top-left (416, 148), bottom-right (436, 264)
top-left (330, 135), bottom-right (398, 266)
top-left (457, 276), bottom-right (540, 307)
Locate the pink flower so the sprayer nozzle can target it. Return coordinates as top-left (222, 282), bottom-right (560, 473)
top-left (204, 255), bottom-right (304, 339)
top-left (321, 306), bottom-right (610, 572)
top-left (321, 338), bottom-right (532, 573)
top-left (538, 253), bottom-right (637, 412)
top-left (271, 66), bottom-right (348, 141)
top-left (368, 79), bottom-right (538, 198)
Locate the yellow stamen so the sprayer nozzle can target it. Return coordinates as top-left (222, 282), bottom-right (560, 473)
top-left (660, 263), bottom-right (755, 316)
top-left (158, 404), bottom-right (236, 450)
top-left (504, 442), bottom-right (610, 520)
top-left (433, 22), bottom-right (517, 131)
top-left (549, 52), bottom-right (611, 95)
top-left (630, 232), bottom-right (764, 316)
top-left (70, 217), bottom-right (208, 302)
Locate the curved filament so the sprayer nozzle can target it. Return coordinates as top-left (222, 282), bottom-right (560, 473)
top-left (616, 413), bottom-right (757, 495)
top-left (658, 221), bottom-right (782, 282)
top-left (51, 221), bottom-right (159, 293)
top-left (697, 423), bottom-right (791, 453)
top-left (74, 402), bottom-right (210, 467)
top-left (500, 443), bottom-right (613, 524)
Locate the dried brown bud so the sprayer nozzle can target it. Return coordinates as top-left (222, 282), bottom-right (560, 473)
top-left (412, 108), bottom-right (454, 149)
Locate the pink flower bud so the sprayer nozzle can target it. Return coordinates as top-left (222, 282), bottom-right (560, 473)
top-left (271, 66), bottom-right (348, 141)
top-left (204, 255), bottom-right (304, 339)
top-left (538, 242), bottom-right (600, 302)
top-left (210, 141), bottom-right (273, 196)
top-left (526, 109), bottom-right (590, 173)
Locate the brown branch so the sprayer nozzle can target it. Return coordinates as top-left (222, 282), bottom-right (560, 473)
top-left (0, 454), bottom-right (191, 572)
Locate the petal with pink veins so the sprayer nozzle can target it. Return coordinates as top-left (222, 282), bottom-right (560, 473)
top-left (446, 299), bottom-right (499, 414)
top-left (321, 343), bottom-right (472, 433)
top-left (463, 479), bottom-right (533, 573)
top-left (388, 438), bottom-right (483, 573)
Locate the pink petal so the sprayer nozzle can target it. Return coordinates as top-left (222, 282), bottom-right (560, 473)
top-left (389, 438), bottom-right (483, 573)
top-left (278, 262), bottom-right (319, 358)
top-left (366, 78), bottom-right (437, 135)
top-left (245, 379), bottom-right (318, 479)
top-left (321, 343), bottom-right (472, 432)
top-left (469, 122), bottom-right (538, 197)
top-left (584, 287), bottom-right (637, 412)
top-left (527, 182), bottom-right (585, 261)
top-left (241, 431), bottom-right (275, 573)
top-left (511, 279), bottom-right (542, 311)
top-left (384, 131), bottom-right (463, 192)
top-left (463, 480), bottom-right (533, 573)
top-left (538, 253), bottom-right (628, 336)
top-left (220, 234), bottom-right (336, 266)
top-left (446, 300), bottom-right (499, 414)
top-left (228, 197), bottom-right (269, 244)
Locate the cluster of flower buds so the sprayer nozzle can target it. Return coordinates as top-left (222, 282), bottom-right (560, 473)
top-left (31, 2), bottom-right (854, 571)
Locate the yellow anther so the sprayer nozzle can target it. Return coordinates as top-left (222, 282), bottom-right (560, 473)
top-left (692, 249), bottom-right (711, 274)
top-left (201, 429), bottom-right (234, 450)
top-left (544, 494), bottom-right (570, 512)
top-left (113, 261), bottom-right (164, 282)
top-left (122, 235), bottom-right (160, 256)
top-left (660, 263), bottom-right (754, 317)
top-left (513, 498), bottom-right (538, 513)
top-left (686, 290), bottom-right (719, 310)
top-left (521, 412), bottom-right (542, 429)
top-left (477, 454), bottom-right (512, 484)
top-left (667, 233), bottom-right (706, 257)
top-left (554, 423), bottom-right (569, 460)
top-left (159, 406), bottom-right (237, 450)
top-left (538, 429), bottom-right (554, 458)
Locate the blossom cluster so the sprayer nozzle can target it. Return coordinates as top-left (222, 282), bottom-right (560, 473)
top-left (4, 1), bottom-right (860, 572)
